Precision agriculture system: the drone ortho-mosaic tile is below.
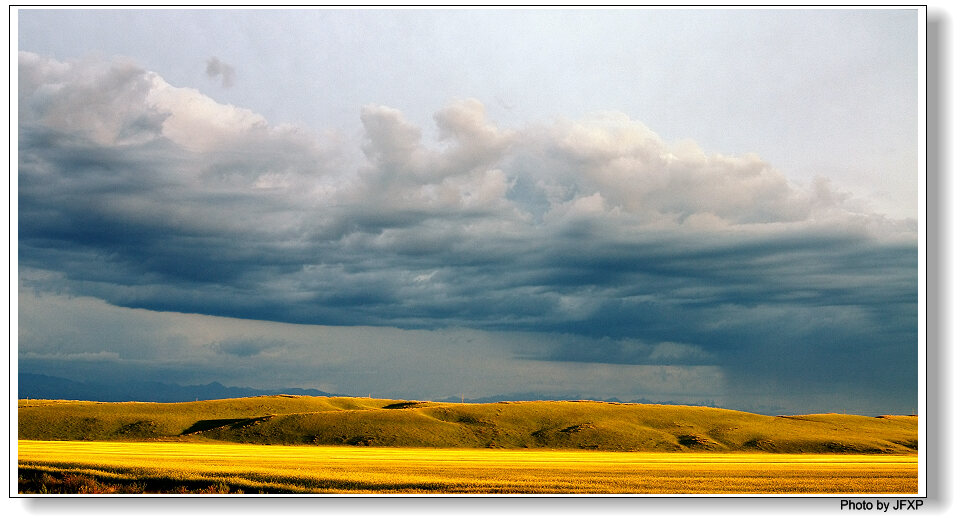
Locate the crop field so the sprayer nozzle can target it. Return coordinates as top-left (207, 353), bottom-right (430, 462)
top-left (18, 440), bottom-right (918, 494)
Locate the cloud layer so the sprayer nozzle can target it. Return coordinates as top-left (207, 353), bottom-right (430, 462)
top-left (17, 53), bottom-right (918, 413)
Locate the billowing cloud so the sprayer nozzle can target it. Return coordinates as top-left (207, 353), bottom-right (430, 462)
top-left (17, 52), bottom-right (918, 414)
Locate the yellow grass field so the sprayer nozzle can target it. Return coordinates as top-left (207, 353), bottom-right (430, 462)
top-left (18, 440), bottom-right (918, 494)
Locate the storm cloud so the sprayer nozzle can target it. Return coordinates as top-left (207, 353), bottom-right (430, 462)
top-left (17, 52), bottom-right (918, 414)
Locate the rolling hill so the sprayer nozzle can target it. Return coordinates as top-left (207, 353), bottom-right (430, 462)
top-left (18, 396), bottom-right (917, 454)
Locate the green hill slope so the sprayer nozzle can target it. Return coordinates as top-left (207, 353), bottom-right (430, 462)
top-left (18, 396), bottom-right (917, 454)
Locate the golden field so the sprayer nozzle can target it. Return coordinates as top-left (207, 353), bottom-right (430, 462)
top-left (17, 397), bottom-right (919, 494)
top-left (18, 440), bottom-right (917, 494)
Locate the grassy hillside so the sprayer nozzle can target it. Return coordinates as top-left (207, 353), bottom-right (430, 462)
top-left (18, 396), bottom-right (917, 454)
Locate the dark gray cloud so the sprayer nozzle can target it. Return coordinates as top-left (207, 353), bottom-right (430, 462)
top-left (17, 52), bottom-right (919, 413)
top-left (205, 56), bottom-right (235, 87)
top-left (210, 338), bottom-right (285, 358)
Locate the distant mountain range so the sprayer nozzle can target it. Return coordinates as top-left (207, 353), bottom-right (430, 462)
top-left (18, 373), bottom-right (342, 403)
top-left (19, 372), bottom-right (720, 408)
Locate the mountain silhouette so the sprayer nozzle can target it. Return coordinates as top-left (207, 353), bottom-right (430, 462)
top-left (18, 372), bottom-right (341, 402)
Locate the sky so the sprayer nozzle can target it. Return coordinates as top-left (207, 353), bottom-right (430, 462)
top-left (14, 7), bottom-right (922, 415)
